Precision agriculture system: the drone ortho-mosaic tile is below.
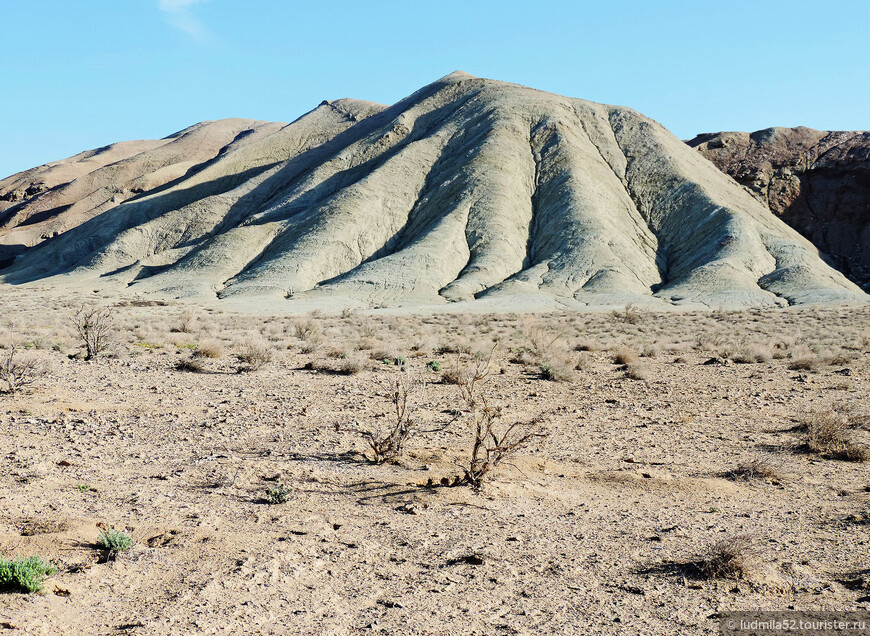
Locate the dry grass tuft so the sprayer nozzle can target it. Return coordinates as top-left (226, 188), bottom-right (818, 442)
top-left (623, 362), bottom-right (650, 381)
top-left (700, 534), bottom-right (760, 579)
top-left (193, 339), bottom-right (224, 359)
top-left (236, 340), bottom-right (273, 372)
top-left (725, 456), bottom-right (783, 483)
top-left (612, 346), bottom-right (639, 366)
top-left (803, 411), bottom-right (868, 462)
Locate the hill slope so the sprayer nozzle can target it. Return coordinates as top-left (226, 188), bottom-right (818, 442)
top-left (0, 73), bottom-right (864, 310)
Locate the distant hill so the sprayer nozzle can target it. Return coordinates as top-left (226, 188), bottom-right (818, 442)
top-left (0, 72), bottom-right (864, 310)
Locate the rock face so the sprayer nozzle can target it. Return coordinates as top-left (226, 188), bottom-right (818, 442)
top-left (688, 127), bottom-right (870, 291)
top-left (0, 73), bottom-right (865, 309)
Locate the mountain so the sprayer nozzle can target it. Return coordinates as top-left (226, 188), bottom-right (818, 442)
top-left (688, 127), bottom-right (870, 292)
top-left (0, 72), bottom-right (864, 310)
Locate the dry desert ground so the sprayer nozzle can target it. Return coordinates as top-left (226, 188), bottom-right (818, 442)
top-left (1, 287), bottom-right (869, 635)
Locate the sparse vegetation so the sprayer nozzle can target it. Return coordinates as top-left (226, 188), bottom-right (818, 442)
top-left (452, 343), bottom-right (547, 488)
top-left (337, 367), bottom-right (431, 463)
top-left (193, 339), bottom-right (224, 359)
top-left (0, 344), bottom-right (43, 394)
top-left (0, 555), bottom-right (56, 593)
top-left (72, 305), bottom-right (114, 360)
top-left (176, 356), bottom-right (206, 373)
top-left (725, 456), bottom-right (783, 483)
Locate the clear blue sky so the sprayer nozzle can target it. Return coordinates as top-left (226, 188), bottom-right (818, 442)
top-left (1, 0), bottom-right (868, 178)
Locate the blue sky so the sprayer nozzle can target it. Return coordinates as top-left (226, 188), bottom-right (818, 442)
top-left (1, 0), bottom-right (868, 177)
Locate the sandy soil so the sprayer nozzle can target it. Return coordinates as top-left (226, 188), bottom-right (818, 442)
top-left (1, 289), bottom-right (868, 635)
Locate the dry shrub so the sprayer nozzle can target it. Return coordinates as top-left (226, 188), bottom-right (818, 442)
top-left (788, 345), bottom-right (822, 370)
top-left (327, 348), bottom-right (347, 359)
top-left (574, 353), bottom-right (592, 371)
top-left (574, 340), bottom-right (601, 352)
top-left (193, 339), bottom-right (224, 359)
top-left (294, 320), bottom-right (319, 341)
top-left (522, 321), bottom-right (564, 361)
top-left (804, 411), bottom-right (868, 462)
top-left (639, 343), bottom-right (660, 358)
top-left (310, 354), bottom-right (365, 376)
top-left (0, 345), bottom-right (44, 394)
top-left (452, 343), bottom-right (547, 488)
top-left (336, 356), bottom-right (365, 375)
top-left (72, 305), bottom-right (114, 360)
top-left (612, 347), bottom-right (638, 365)
top-left (539, 359), bottom-right (573, 382)
top-left (613, 302), bottom-right (641, 324)
top-left (725, 456), bottom-right (783, 483)
top-left (459, 405), bottom-right (546, 489)
top-left (732, 343), bottom-right (772, 364)
top-left (236, 339), bottom-right (273, 372)
top-left (171, 310), bottom-right (199, 334)
top-left (700, 534), bottom-right (760, 580)
top-left (623, 362), bottom-right (650, 381)
top-left (827, 348), bottom-right (855, 365)
top-left (337, 368), bottom-right (430, 463)
top-left (175, 357), bottom-right (206, 373)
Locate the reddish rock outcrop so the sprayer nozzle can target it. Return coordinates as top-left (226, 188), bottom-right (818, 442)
top-left (689, 127), bottom-right (870, 290)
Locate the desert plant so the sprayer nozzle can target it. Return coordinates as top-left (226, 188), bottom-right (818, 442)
top-left (452, 342), bottom-right (498, 406)
top-left (0, 555), bottom-right (56, 593)
top-left (337, 368), bottom-right (432, 463)
top-left (522, 322), bottom-right (565, 361)
top-left (725, 456), bottom-right (783, 483)
top-left (539, 359), bottom-right (572, 382)
top-left (97, 527), bottom-right (132, 553)
top-left (175, 357), bottom-right (206, 373)
top-left (623, 362), bottom-right (650, 381)
top-left (0, 344), bottom-right (43, 394)
top-left (72, 305), bottom-right (114, 360)
top-left (458, 405), bottom-right (547, 489)
top-left (426, 360), bottom-right (441, 372)
top-left (804, 411), bottom-right (868, 462)
top-left (193, 339), bottom-right (224, 359)
top-left (612, 346), bottom-right (639, 365)
top-left (236, 339), bottom-right (273, 372)
top-left (613, 302), bottom-right (641, 324)
top-left (699, 534), bottom-right (760, 580)
top-left (452, 343), bottom-right (547, 488)
top-left (265, 483), bottom-right (290, 504)
top-left (294, 320), bottom-right (319, 341)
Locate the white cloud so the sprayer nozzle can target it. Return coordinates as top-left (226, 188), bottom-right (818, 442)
top-left (158, 0), bottom-right (212, 43)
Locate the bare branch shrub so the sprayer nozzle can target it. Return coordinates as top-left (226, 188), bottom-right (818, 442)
top-left (72, 305), bottom-right (114, 360)
top-left (193, 339), bottom-right (224, 359)
top-left (0, 345), bottom-right (43, 394)
top-left (294, 320), bottom-right (319, 341)
top-left (452, 342), bottom-right (547, 488)
top-left (458, 405), bottom-right (547, 489)
top-left (613, 302), bottom-right (641, 324)
top-left (338, 368), bottom-right (429, 463)
top-left (724, 456), bottom-right (783, 483)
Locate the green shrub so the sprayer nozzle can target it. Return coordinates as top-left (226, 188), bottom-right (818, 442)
top-left (426, 360), bottom-right (441, 372)
top-left (98, 528), bottom-right (133, 552)
top-left (0, 555), bottom-right (56, 593)
top-left (266, 483), bottom-right (290, 504)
